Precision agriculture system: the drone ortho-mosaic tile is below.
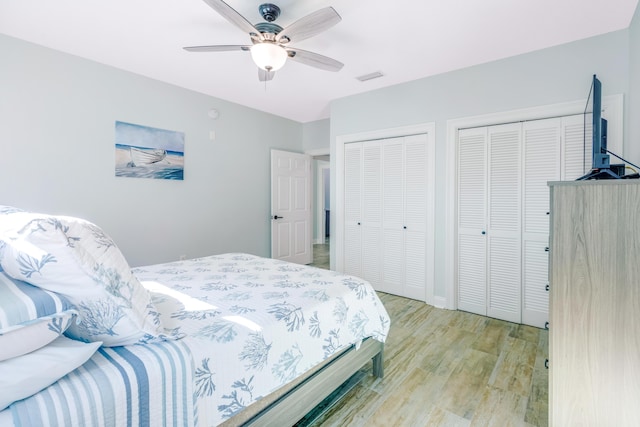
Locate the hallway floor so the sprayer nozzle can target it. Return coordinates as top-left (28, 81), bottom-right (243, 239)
top-left (309, 238), bottom-right (330, 269)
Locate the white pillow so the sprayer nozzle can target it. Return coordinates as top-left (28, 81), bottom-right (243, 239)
top-left (0, 271), bottom-right (78, 361)
top-left (0, 336), bottom-right (101, 410)
top-left (0, 211), bottom-right (173, 346)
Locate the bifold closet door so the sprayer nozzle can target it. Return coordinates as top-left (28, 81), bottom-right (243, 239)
top-left (380, 138), bottom-right (404, 295)
top-left (521, 115), bottom-right (592, 328)
top-left (343, 141), bottom-right (382, 289)
top-left (380, 135), bottom-right (428, 300)
top-left (522, 119), bottom-right (560, 328)
top-left (403, 135), bottom-right (429, 300)
top-left (344, 132), bottom-right (432, 302)
top-left (486, 124), bottom-right (522, 324)
top-left (458, 114), bottom-right (597, 327)
top-left (457, 123), bottom-right (522, 323)
top-left (361, 142), bottom-right (383, 289)
top-left (344, 143), bottom-right (362, 278)
top-left (457, 128), bottom-right (488, 315)
top-left (562, 114), bottom-right (593, 180)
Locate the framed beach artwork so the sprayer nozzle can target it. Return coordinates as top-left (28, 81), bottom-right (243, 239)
top-left (115, 121), bottom-right (185, 180)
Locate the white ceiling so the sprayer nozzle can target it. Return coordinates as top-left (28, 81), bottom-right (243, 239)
top-left (1, 0), bottom-right (638, 123)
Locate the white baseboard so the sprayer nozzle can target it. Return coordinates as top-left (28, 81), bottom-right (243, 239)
top-left (313, 238), bottom-right (326, 245)
top-left (433, 296), bottom-right (448, 310)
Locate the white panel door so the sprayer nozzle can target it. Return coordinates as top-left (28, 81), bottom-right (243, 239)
top-left (522, 118), bottom-right (560, 328)
top-left (271, 149), bottom-right (312, 265)
top-left (457, 128), bottom-right (488, 315)
top-left (343, 143), bottom-right (363, 277)
top-left (486, 123), bottom-right (522, 323)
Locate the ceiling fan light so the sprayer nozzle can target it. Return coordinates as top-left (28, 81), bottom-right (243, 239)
top-left (250, 43), bottom-right (287, 71)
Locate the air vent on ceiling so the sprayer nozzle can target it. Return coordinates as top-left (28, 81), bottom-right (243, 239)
top-left (356, 71), bottom-right (384, 82)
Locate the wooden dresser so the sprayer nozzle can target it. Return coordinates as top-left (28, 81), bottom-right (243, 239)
top-left (548, 180), bottom-right (640, 426)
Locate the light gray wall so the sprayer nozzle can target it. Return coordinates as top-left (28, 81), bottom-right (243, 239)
top-left (304, 119), bottom-right (331, 243)
top-left (629, 3), bottom-right (640, 163)
top-left (302, 119), bottom-right (330, 153)
top-left (0, 34), bottom-right (303, 267)
top-left (329, 29), bottom-right (632, 300)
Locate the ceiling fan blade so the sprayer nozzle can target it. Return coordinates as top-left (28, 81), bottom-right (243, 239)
top-left (286, 48), bottom-right (344, 72)
top-left (276, 7), bottom-right (341, 44)
top-left (202, 0), bottom-right (261, 38)
top-left (258, 68), bottom-right (275, 82)
top-left (183, 45), bottom-right (250, 52)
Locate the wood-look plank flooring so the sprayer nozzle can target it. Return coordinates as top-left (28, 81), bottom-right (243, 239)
top-left (307, 242), bottom-right (549, 426)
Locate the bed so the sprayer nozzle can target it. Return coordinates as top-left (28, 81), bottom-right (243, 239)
top-left (0, 207), bottom-right (390, 426)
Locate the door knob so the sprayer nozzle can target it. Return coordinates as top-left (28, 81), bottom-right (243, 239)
top-left (273, 215), bottom-right (283, 220)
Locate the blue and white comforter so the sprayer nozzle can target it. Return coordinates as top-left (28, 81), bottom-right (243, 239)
top-left (5, 253), bottom-right (390, 426)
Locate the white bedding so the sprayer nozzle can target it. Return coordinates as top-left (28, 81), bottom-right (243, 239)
top-left (5, 253), bottom-right (390, 426)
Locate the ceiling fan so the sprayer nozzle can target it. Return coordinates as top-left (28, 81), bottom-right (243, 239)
top-left (184, 0), bottom-right (344, 81)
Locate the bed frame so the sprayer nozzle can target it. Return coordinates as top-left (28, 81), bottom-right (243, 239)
top-left (221, 338), bottom-right (384, 427)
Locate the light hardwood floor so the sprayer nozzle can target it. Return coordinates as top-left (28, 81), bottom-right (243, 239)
top-left (306, 242), bottom-right (549, 426)
top-left (309, 239), bottom-right (330, 270)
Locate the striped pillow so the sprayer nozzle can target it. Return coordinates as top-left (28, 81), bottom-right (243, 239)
top-left (0, 271), bottom-right (78, 361)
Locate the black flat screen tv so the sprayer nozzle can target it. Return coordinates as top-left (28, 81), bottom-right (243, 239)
top-left (577, 74), bottom-right (620, 180)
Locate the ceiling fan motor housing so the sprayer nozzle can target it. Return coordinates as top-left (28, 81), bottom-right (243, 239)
top-left (259, 4), bottom-right (281, 22)
top-left (254, 22), bottom-right (282, 36)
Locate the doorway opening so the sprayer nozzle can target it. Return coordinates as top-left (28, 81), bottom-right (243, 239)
top-left (312, 155), bottom-right (330, 269)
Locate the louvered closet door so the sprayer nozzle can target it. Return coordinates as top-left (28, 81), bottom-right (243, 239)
top-left (381, 138), bottom-right (404, 295)
top-left (344, 143), bottom-right (363, 277)
top-left (522, 119), bottom-right (560, 328)
top-left (457, 128), bottom-right (488, 316)
top-left (361, 142), bottom-right (383, 288)
top-left (562, 114), bottom-right (593, 180)
top-left (403, 134), bottom-right (429, 301)
top-left (381, 135), bottom-right (429, 300)
top-left (487, 123), bottom-right (522, 324)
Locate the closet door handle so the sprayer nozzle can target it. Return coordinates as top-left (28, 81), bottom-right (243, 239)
top-left (273, 215), bottom-right (283, 220)
top-left (481, 231), bottom-right (486, 235)
top-left (403, 226), bottom-right (407, 229)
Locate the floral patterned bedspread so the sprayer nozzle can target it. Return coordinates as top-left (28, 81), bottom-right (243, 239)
top-left (133, 253), bottom-right (390, 425)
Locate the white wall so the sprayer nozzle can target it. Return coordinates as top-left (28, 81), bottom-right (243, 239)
top-left (0, 34), bottom-right (303, 267)
top-left (329, 29), bottom-right (632, 302)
